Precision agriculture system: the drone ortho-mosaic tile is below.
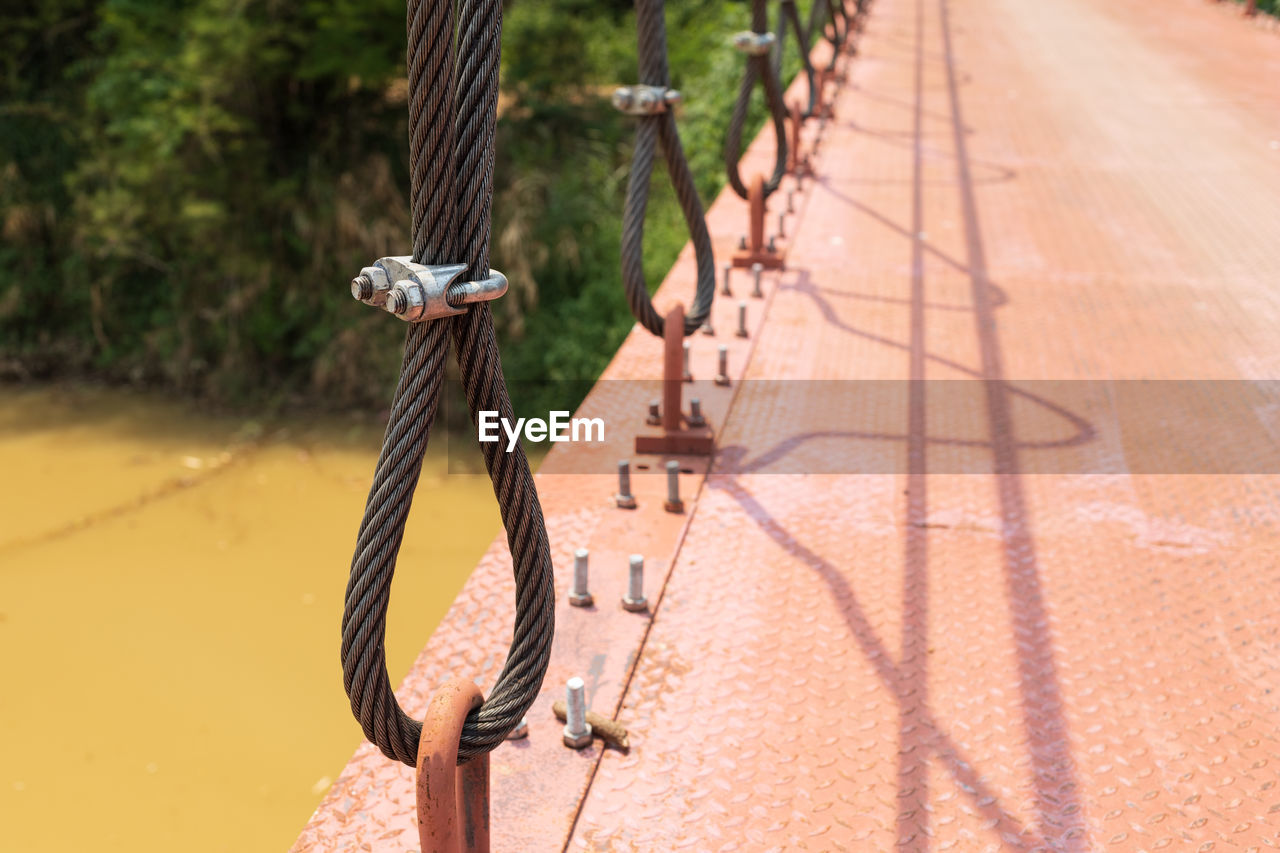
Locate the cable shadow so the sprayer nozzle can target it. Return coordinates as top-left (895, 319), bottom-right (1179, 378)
top-left (820, 126), bottom-right (1020, 185)
top-left (937, 0), bottom-right (1089, 844)
top-left (779, 271), bottom-right (1093, 449)
top-left (705, 472), bottom-right (1043, 851)
top-left (846, 82), bottom-right (971, 129)
top-left (797, 186), bottom-right (978, 278)
top-left (790, 277), bottom-right (1009, 313)
top-left (705, 0), bottom-right (1091, 845)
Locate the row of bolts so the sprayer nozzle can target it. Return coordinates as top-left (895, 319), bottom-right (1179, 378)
top-left (506, 460), bottom-right (677, 747)
top-left (512, 250), bottom-right (766, 746)
top-left (510, 187), bottom-right (798, 748)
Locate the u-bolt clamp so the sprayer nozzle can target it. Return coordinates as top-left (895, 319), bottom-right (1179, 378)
top-left (732, 31), bottom-right (776, 55)
top-left (351, 256), bottom-right (508, 323)
top-left (612, 85), bottom-right (682, 115)
top-left (416, 677), bottom-right (490, 853)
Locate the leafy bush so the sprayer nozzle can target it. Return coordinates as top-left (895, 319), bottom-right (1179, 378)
top-left (0, 0), bottom-right (811, 415)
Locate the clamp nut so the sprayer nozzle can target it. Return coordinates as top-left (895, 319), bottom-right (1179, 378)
top-left (612, 85), bottom-right (681, 115)
top-left (732, 31), bottom-right (776, 55)
top-left (351, 256), bottom-right (507, 323)
top-left (351, 264), bottom-right (394, 307)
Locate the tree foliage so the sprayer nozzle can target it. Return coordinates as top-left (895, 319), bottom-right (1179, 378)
top-left (0, 0), bottom-right (806, 412)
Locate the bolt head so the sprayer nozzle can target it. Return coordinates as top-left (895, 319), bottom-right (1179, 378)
top-left (563, 724), bottom-right (593, 749)
top-left (569, 591), bottom-right (594, 607)
top-left (622, 595), bottom-right (649, 613)
top-left (615, 494), bottom-right (638, 509)
top-left (664, 499), bottom-right (685, 513)
top-left (611, 87), bottom-right (633, 111)
top-left (506, 717), bottom-right (529, 740)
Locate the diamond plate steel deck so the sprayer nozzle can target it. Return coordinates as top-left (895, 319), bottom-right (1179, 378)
top-left (296, 0), bottom-right (1280, 849)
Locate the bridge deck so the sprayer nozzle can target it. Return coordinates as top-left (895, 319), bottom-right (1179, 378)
top-left (295, 0), bottom-right (1280, 849)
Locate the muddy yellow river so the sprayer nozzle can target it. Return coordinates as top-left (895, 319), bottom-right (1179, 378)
top-left (0, 385), bottom-right (502, 851)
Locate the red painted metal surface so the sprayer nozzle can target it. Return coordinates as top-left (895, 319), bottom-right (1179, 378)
top-left (415, 679), bottom-right (487, 853)
top-left (293, 72), bottom-right (785, 844)
top-left (816, 67), bottom-right (837, 119)
top-left (296, 0), bottom-right (1280, 849)
top-left (731, 174), bottom-right (786, 270)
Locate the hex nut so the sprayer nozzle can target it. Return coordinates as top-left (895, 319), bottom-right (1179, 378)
top-left (563, 723), bottom-right (593, 749)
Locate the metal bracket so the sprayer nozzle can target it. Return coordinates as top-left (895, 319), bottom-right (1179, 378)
top-left (732, 31), bottom-right (776, 56)
top-left (732, 173), bottom-right (785, 270)
top-left (634, 303), bottom-right (715, 456)
top-left (611, 85), bottom-right (682, 115)
top-left (416, 677), bottom-right (489, 853)
top-left (351, 256), bottom-right (508, 323)
top-left (787, 101), bottom-right (813, 178)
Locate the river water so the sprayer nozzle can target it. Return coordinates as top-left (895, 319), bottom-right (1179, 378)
top-left (0, 384), bottom-right (501, 851)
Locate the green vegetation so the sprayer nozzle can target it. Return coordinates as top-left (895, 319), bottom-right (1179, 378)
top-left (1, 0), bottom-right (810, 414)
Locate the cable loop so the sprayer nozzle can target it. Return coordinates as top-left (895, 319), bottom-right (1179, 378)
top-left (775, 0), bottom-right (817, 119)
top-left (340, 0), bottom-right (555, 767)
top-left (724, 0), bottom-right (790, 201)
top-left (619, 0), bottom-right (716, 338)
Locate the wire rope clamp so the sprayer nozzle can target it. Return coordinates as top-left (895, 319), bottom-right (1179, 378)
top-left (611, 85), bottom-right (682, 116)
top-left (732, 31), bottom-right (776, 56)
top-left (351, 256), bottom-right (508, 323)
top-left (415, 677), bottom-right (490, 853)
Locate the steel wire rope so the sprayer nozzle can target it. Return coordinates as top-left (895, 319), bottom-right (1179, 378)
top-left (620, 0), bottom-right (716, 337)
top-left (774, 0), bottom-right (818, 119)
top-left (811, 0), bottom-right (848, 71)
top-left (340, 0), bottom-right (555, 767)
top-left (724, 0), bottom-right (790, 200)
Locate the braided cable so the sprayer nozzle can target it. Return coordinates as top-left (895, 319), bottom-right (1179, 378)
top-left (724, 0), bottom-right (789, 200)
top-left (341, 0), bottom-right (554, 767)
top-left (447, 0), bottom-right (555, 764)
top-left (620, 0), bottom-right (716, 338)
top-left (823, 0), bottom-right (850, 68)
top-left (774, 0), bottom-right (817, 119)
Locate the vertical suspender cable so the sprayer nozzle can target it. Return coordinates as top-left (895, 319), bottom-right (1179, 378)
top-left (619, 0), bottom-right (717, 337)
top-left (340, 0), bottom-right (555, 767)
top-left (724, 0), bottom-right (790, 201)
